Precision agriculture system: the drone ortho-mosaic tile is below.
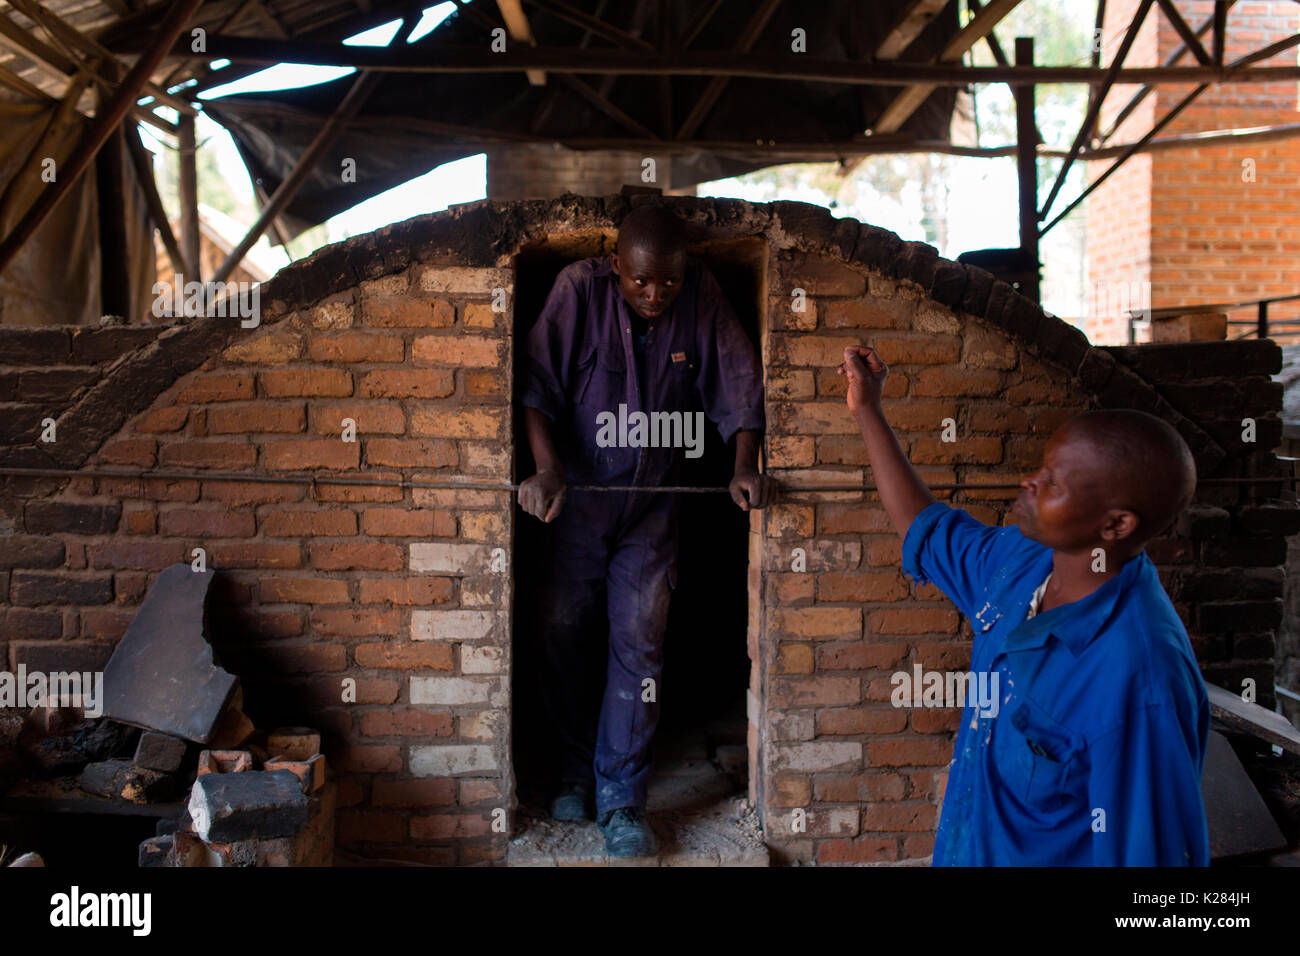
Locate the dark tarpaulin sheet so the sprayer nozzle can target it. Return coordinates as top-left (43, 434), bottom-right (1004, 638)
top-left (203, 0), bottom-right (959, 236)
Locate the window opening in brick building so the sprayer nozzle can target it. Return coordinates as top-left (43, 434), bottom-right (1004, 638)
top-left (509, 238), bottom-right (763, 861)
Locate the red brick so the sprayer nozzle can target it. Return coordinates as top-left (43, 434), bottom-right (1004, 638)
top-left (123, 509), bottom-right (156, 534)
top-left (815, 771), bottom-right (908, 803)
top-left (262, 439), bottom-right (360, 471)
top-left (209, 543), bottom-right (302, 569)
top-left (357, 369), bottom-right (454, 398)
top-left (772, 775), bottom-right (812, 807)
top-left (134, 406), bottom-right (189, 433)
top-left (358, 577), bottom-right (455, 606)
top-left (817, 708), bottom-right (908, 735)
top-left (310, 607), bottom-right (403, 637)
top-left (410, 813), bottom-right (493, 839)
top-left (176, 373), bottom-right (255, 403)
top-left (910, 436), bottom-right (1004, 465)
top-left (412, 335), bottom-right (502, 367)
top-left (99, 438), bottom-right (156, 466)
top-left (262, 510), bottom-right (358, 537)
top-left (158, 441), bottom-right (256, 469)
top-left (772, 676), bottom-right (860, 707)
top-left (80, 607), bottom-right (137, 640)
top-left (309, 541), bottom-right (403, 571)
top-left (309, 333), bottom-right (405, 363)
top-left (816, 837), bottom-right (897, 863)
top-left (870, 608), bottom-right (959, 635)
top-left (816, 572), bottom-right (909, 603)
top-left (355, 643), bottom-right (454, 670)
top-left (862, 802), bottom-right (937, 832)
top-left (208, 404), bottom-right (306, 434)
top-left (867, 737), bottom-right (954, 767)
top-left (910, 366), bottom-right (1002, 397)
top-left (87, 540), bottom-right (184, 570)
top-left (458, 779), bottom-right (502, 805)
top-left (912, 708), bottom-right (961, 733)
top-left (360, 297), bottom-right (455, 328)
top-left (362, 508), bottom-right (456, 537)
top-left (261, 368), bottom-right (354, 397)
top-left (777, 644), bottom-right (814, 674)
top-left (201, 480), bottom-right (304, 506)
top-left (158, 509), bottom-right (256, 537)
top-left (372, 777), bottom-right (456, 807)
top-left (902, 835), bottom-right (935, 858)
top-left (333, 745), bottom-right (403, 773)
top-left (817, 642), bottom-right (908, 670)
top-left (822, 299), bottom-right (910, 329)
top-left (360, 709), bottom-right (454, 736)
top-left (308, 403), bottom-right (407, 436)
top-left (365, 438), bottom-right (458, 468)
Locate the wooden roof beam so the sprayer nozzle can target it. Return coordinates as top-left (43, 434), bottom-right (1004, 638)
top-left (675, 0), bottom-right (783, 140)
top-left (1155, 0), bottom-right (1211, 65)
top-left (876, 0), bottom-right (951, 60)
top-left (179, 37), bottom-right (1300, 84)
top-left (211, 69), bottom-right (382, 284)
top-left (871, 0), bottom-right (1024, 133)
top-left (523, 0), bottom-right (656, 52)
top-left (1, 2), bottom-right (195, 113)
top-left (496, 0), bottom-right (545, 85)
top-left (0, 0), bottom-right (206, 275)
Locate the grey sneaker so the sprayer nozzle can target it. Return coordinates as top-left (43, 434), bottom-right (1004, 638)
top-left (549, 783), bottom-right (593, 821)
top-left (597, 806), bottom-right (657, 858)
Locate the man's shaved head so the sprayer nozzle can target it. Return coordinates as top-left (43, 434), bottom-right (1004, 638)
top-left (1061, 409), bottom-right (1198, 541)
top-left (611, 205), bottom-right (688, 321)
top-left (616, 205), bottom-right (687, 257)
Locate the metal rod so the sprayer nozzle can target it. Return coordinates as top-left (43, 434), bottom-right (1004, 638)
top-left (0, 466), bottom-right (1293, 493)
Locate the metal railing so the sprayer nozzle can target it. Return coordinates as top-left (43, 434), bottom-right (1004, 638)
top-left (1127, 291), bottom-right (1300, 343)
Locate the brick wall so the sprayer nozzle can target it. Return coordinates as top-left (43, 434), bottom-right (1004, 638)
top-left (487, 144), bottom-right (696, 200)
top-left (1085, 0), bottom-right (1300, 344)
top-left (1, 196), bottom-right (1294, 865)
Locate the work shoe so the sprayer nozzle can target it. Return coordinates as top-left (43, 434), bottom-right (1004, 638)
top-left (549, 783), bottom-right (593, 821)
top-left (597, 807), bottom-right (657, 858)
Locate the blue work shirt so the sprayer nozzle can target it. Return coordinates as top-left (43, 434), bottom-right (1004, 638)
top-left (522, 254), bottom-right (764, 488)
top-left (901, 502), bottom-right (1211, 866)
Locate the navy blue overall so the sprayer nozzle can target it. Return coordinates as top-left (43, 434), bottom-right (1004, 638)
top-left (523, 254), bottom-right (763, 815)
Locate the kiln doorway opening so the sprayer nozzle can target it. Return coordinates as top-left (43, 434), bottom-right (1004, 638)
top-left (509, 240), bottom-right (760, 862)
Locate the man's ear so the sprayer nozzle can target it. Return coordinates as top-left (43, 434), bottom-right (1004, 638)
top-left (1100, 509), bottom-right (1140, 543)
top-left (610, 252), bottom-right (621, 276)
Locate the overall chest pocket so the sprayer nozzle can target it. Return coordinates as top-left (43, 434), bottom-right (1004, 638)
top-left (575, 345), bottom-right (627, 408)
top-left (1007, 696), bottom-right (1081, 809)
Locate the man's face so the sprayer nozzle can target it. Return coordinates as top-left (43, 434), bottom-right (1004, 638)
top-left (1011, 426), bottom-right (1113, 549)
top-left (611, 243), bottom-right (685, 321)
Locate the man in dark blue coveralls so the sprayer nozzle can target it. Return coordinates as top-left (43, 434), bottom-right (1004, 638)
top-left (518, 205), bottom-right (777, 857)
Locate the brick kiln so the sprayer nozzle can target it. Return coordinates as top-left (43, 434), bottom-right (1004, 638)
top-left (0, 194), bottom-right (1295, 865)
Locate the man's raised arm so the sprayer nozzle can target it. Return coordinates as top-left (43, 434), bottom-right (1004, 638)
top-left (839, 345), bottom-right (935, 539)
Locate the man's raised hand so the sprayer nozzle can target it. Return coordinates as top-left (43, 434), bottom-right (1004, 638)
top-left (838, 344), bottom-right (888, 416)
top-left (519, 468), bottom-right (567, 522)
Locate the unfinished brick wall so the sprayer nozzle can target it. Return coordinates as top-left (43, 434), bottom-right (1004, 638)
top-left (1, 195), bottom-right (1294, 866)
top-left (1086, 0), bottom-right (1300, 344)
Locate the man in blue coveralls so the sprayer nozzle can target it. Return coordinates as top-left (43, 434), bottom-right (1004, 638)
top-left (518, 205), bottom-right (777, 857)
top-left (840, 343), bottom-right (1210, 866)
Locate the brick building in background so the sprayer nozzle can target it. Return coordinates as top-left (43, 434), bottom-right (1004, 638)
top-left (2, 196), bottom-right (1294, 865)
top-left (1086, 0), bottom-right (1300, 345)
